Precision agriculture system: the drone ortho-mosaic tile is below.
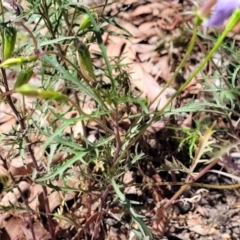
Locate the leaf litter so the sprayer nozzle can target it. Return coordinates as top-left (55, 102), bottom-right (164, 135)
top-left (1, 0), bottom-right (240, 239)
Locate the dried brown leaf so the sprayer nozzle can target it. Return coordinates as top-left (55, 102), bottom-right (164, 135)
top-left (130, 3), bottom-right (166, 17)
top-left (138, 21), bottom-right (163, 39)
top-left (152, 206), bottom-right (169, 236)
top-left (0, 103), bottom-right (14, 123)
top-left (22, 221), bottom-right (51, 240)
top-left (4, 217), bottom-right (25, 239)
top-left (121, 42), bottom-right (136, 63)
top-left (28, 184), bottom-right (44, 213)
top-left (128, 62), bottom-right (147, 95)
top-left (188, 224), bottom-right (218, 236)
top-left (48, 180), bottom-right (77, 212)
top-left (138, 52), bottom-right (158, 62)
top-left (143, 70), bottom-right (176, 111)
top-left (123, 171), bottom-right (139, 195)
top-left (132, 44), bottom-right (156, 54)
top-left (156, 56), bottom-right (172, 82)
top-left (0, 181), bottom-right (30, 207)
top-left (9, 147), bottom-right (44, 176)
top-left (106, 42), bottom-right (124, 58)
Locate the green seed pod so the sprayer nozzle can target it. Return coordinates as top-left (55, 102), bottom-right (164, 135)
top-left (79, 12), bottom-right (97, 30)
top-left (77, 42), bottom-right (95, 80)
top-left (38, 90), bottom-right (67, 101)
top-left (0, 55), bottom-right (38, 68)
top-left (16, 84), bottom-right (67, 101)
top-left (15, 84), bottom-right (40, 97)
top-left (14, 68), bottom-right (33, 89)
top-left (3, 26), bottom-right (17, 60)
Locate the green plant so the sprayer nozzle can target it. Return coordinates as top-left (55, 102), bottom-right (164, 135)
top-left (0, 0), bottom-right (240, 239)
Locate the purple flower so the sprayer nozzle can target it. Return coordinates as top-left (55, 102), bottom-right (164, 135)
top-left (207, 0), bottom-right (240, 27)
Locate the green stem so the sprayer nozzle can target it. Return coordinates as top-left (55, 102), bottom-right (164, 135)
top-left (152, 9), bottom-right (240, 118)
top-left (163, 10), bottom-right (240, 208)
top-left (84, 8), bottom-right (114, 87)
top-left (154, 11), bottom-right (239, 122)
top-left (115, 10), bottom-right (240, 168)
top-left (150, 19), bottom-right (199, 107)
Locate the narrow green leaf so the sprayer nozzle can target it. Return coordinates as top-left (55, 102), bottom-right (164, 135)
top-left (111, 178), bottom-right (125, 202)
top-left (36, 151), bottom-right (88, 182)
top-left (40, 36), bottom-right (75, 47)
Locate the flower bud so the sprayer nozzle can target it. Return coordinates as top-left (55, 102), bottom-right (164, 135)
top-left (79, 12), bottom-right (97, 30)
top-left (0, 55), bottom-right (38, 68)
top-left (14, 68), bottom-right (33, 89)
top-left (3, 26), bottom-right (17, 60)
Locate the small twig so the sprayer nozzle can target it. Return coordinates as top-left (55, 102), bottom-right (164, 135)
top-left (163, 157), bottom-right (219, 208)
top-left (72, 212), bottom-right (99, 240)
top-left (16, 21), bottom-right (39, 54)
top-left (92, 187), bottom-right (110, 240)
top-left (0, 89), bottom-right (13, 99)
top-left (124, 180), bottom-right (240, 190)
top-left (37, 1), bottom-right (66, 59)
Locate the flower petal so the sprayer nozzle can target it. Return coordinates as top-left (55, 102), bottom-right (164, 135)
top-left (207, 0), bottom-right (240, 26)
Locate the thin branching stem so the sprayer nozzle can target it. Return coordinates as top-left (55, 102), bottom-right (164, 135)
top-left (1, 69), bottom-right (56, 240)
top-left (92, 187), bottom-right (110, 239)
top-left (149, 19), bottom-right (199, 108)
top-left (163, 158), bottom-right (220, 208)
top-left (0, 155), bottom-right (37, 240)
top-left (16, 21), bottom-right (39, 54)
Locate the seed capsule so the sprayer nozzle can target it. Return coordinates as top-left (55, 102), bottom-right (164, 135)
top-left (14, 68), bottom-right (33, 89)
top-left (15, 84), bottom-right (39, 96)
top-left (79, 12), bottom-right (97, 30)
top-left (15, 84), bottom-right (67, 101)
top-left (38, 90), bottom-right (67, 101)
top-left (3, 26), bottom-right (17, 60)
top-left (0, 55), bottom-right (38, 68)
